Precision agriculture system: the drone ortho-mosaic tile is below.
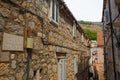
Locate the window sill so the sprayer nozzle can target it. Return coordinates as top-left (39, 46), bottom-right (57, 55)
top-left (50, 19), bottom-right (59, 27)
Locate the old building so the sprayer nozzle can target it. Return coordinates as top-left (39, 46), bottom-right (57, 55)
top-left (0, 0), bottom-right (90, 80)
top-left (90, 40), bottom-right (97, 57)
top-left (97, 31), bottom-right (105, 80)
top-left (103, 0), bottom-right (120, 80)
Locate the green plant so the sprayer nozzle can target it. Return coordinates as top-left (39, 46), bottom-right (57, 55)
top-left (78, 20), bottom-right (92, 26)
top-left (84, 29), bottom-right (97, 40)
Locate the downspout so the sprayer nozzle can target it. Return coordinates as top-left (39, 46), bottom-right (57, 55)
top-left (108, 0), bottom-right (117, 80)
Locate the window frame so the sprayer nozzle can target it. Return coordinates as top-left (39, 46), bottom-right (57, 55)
top-left (82, 34), bottom-right (85, 43)
top-left (50, 0), bottom-right (59, 25)
top-left (73, 21), bottom-right (77, 37)
top-left (58, 59), bottom-right (66, 80)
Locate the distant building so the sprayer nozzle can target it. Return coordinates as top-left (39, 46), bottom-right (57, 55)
top-left (90, 40), bottom-right (97, 48)
top-left (90, 40), bottom-right (97, 57)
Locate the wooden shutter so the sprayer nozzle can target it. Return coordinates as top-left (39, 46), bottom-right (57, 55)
top-left (58, 59), bottom-right (66, 80)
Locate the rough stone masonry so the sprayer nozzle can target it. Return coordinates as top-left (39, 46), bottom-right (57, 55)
top-left (0, 0), bottom-right (90, 80)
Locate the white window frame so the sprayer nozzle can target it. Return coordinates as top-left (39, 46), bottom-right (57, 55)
top-left (74, 56), bottom-right (78, 80)
top-left (73, 21), bottom-right (77, 37)
top-left (58, 59), bottom-right (66, 80)
top-left (82, 34), bottom-right (84, 42)
top-left (50, 0), bottom-right (59, 24)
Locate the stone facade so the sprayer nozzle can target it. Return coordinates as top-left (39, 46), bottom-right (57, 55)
top-left (103, 0), bottom-right (120, 80)
top-left (0, 0), bottom-right (89, 80)
top-left (97, 47), bottom-right (105, 80)
top-left (97, 31), bottom-right (105, 80)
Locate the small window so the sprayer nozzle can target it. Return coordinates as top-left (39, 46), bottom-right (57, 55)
top-left (104, 8), bottom-right (110, 25)
top-left (58, 59), bottom-right (66, 80)
top-left (50, 0), bottom-right (59, 23)
top-left (74, 56), bottom-right (78, 80)
top-left (73, 22), bottom-right (77, 37)
top-left (82, 34), bottom-right (84, 42)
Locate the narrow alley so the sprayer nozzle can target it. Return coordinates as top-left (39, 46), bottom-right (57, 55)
top-left (0, 0), bottom-right (120, 80)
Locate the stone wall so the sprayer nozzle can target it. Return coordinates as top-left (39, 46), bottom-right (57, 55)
top-left (0, 0), bottom-right (89, 80)
top-left (98, 47), bottom-right (105, 80)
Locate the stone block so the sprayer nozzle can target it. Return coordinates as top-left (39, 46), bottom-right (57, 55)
top-left (0, 77), bottom-right (9, 80)
top-left (11, 54), bottom-right (15, 59)
top-left (42, 7), bottom-right (48, 14)
top-left (11, 60), bottom-right (17, 69)
top-left (0, 52), bottom-right (10, 62)
top-left (28, 21), bottom-right (35, 29)
top-left (16, 69), bottom-right (24, 80)
top-left (0, 63), bottom-right (9, 76)
top-left (33, 37), bottom-right (44, 50)
top-left (0, 8), bottom-right (10, 18)
top-left (0, 25), bottom-right (4, 32)
top-left (32, 54), bottom-right (39, 60)
top-left (9, 76), bottom-right (15, 80)
top-left (2, 33), bottom-right (24, 51)
top-left (29, 68), bottom-right (34, 78)
top-left (18, 15), bottom-right (24, 21)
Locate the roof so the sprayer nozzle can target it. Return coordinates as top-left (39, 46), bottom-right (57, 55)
top-left (59, 0), bottom-right (89, 39)
top-left (97, 31), bottom-right (104, 46)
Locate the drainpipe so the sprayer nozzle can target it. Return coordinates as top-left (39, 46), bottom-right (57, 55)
top-left (25, 1), bottom-right (33, 80)
top-left (108, 0), bottom-right (117, 80)
top-left (26, 37), bottom-right (33, 80)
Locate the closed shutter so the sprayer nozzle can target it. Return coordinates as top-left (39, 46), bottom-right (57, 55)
top-left (58, 59), bottom-right (66, 80)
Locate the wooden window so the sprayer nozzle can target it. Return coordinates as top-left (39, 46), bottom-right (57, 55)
top-left (82, 34), bottom-right (84, 42)
top-left (73, 22), bottom-right (77, 37)
top-left (104, 8), bottom-right (110, 25)
top-left (74, 56), bottom-right (78, 80)
top-left (58, 59), bottom-right (66, 80)
top-left (50, 0), bottom-right (59, 24)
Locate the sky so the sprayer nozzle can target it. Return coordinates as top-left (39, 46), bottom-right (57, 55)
top-left (64, 0), bottom-right (103, 22)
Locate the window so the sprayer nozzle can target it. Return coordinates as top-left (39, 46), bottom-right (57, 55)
top-left (58, 59), bottom-right (66, 80)
top-left (74, 56), bottom-right (78, 80)
top-left (104, 8), bottom-right (110, 25)
top-left (73, 22), bottom-right (77, 37)
top-left (82, 34), bottom-right (84, 42)
top-left (50, 0), bottom-right (59, 23)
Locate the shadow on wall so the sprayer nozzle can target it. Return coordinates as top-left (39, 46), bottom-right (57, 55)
top-left (76, 55), bottom-right (89, 80)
